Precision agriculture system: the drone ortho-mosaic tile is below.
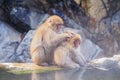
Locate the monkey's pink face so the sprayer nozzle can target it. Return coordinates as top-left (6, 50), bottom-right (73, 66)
top-left (56, 24), bottom-right (63, 32)
top-left (74, 39), bottom-right (80, 48)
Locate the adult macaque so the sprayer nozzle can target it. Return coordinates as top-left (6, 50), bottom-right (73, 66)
top-left (30, 15), bottom-right (71, 65)
top-left (54, 31), bottom-right (86, 68)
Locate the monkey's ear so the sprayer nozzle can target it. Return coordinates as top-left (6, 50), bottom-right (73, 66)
top-left (47, 19), bottom-right (54, 27)
top-left (48, 19), bottom-right (53, 23)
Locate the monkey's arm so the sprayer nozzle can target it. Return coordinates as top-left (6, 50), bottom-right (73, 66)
top-left (71, 51), bottom-right (86, 66)
top-left (49, 33), bottom-right (70, 47)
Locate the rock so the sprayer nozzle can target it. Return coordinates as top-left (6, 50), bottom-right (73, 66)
top-left (94, 18), bottom-right (118, 56)
top-left (16, 30), bottom-right (35, 62)
top-left (0, 0), bottom-right (3, 6)
top-left (111, 10), bottom-right (120, 50)
top-left (0, 63), bottom-right (60, 71)
top-left (87, 0), bottom-right (107, 23)
top-left (113, 55), bottom-right (120, 61)
top-left (85, 9), bottom-right (120, 57)
top-left (90, 55), bottom-right (120, 69)
top-left (2, 0), bottom-right (88, 32)
top-left (80, 39), bottom-right (102, 62)
top-left (0, 11), bottom-right (102, 63)
top-left (74, 0), bottom-right (81, 5)
top-left (0, 21), bottom-right (21, 62)
top-left (87, 0), bottom-right (120, 23)
top-left (90, 10), bottom-right (120, 57)
top-left (85, 1), bottom-right (120, 57)
top-left (86, 0), bottom-right (120, 57)
top-left (10, 7), bottom-right (49, 29)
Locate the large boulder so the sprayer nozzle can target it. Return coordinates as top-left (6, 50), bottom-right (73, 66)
top-left (0, 21), bottom-right (21, 62)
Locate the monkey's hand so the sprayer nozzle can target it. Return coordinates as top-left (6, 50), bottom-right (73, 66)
top-left (63, 32), bottom-right (73, 38)
top-left (63, 32), bottom-right (74, 41)
top-left (49, 33), bottom-right (73, 47)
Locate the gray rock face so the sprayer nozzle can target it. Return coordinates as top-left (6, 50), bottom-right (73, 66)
top-left (0, 21), bottom-right (21, 62)
top-left (10, 7), bottom-right (49, 29)
top-left (16, 30), bottom-right (35, 62)
top-left (0, 0), bottom-right (120, 65)
top-left (84, 0), bottom-right (120, 57)
top-left (80, 39), bottom-right (102, 62)
top-left (90, 10), bottom-right (120, 57)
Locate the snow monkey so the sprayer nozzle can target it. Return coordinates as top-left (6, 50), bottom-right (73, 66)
top-left (54, 30), bottom-right (85, 68)
top-left (30, 15), bottom-right (72, 66)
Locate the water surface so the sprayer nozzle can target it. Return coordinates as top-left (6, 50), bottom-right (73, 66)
top-left (0, 67), bottom-right (120, 80)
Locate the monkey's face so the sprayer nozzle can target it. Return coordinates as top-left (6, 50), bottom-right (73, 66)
top-left (46, 15), bottom-right (64, 32)
top-left (55, 23), bottom-right (63, 32)
top-left (73, 38), bottom-right (80, 48)
top-left (68, 34), bottom-right (81, 48)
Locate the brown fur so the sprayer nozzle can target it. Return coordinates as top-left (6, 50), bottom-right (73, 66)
top-left (30, 15), bottom-right (71, 65)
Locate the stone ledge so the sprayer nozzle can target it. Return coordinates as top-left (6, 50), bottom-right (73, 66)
top-left (0, 63), bottom-right (61, 74)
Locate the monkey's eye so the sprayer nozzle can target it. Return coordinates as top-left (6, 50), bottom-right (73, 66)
top-left (56, 24), bottom-right (62, 27)
top-left (56, 24), bottom-right (62, 30)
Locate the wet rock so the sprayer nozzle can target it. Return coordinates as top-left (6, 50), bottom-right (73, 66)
top-left (0, 63), bottom-right (60, 71)
top-left (113, 55), bottom-right (120, 61)
top-left (90, 55), bottom-right (120, 69)
top-left (90, 58), bottom-right (118, 69)
top-left (0, 21), bottom-right (21, 62)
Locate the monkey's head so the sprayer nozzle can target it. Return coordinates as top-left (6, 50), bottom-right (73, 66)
top-left (45, 15), bottom-right (64, 32)
top-left (65, 30), bottom-right (82, 48)
top-left (70, 34), bottom-right (81, 48)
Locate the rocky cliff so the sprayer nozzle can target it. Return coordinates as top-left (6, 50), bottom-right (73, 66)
top-left (0, 0), bottom-right (120, 62)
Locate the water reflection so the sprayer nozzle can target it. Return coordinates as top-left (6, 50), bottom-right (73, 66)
top-left (1, 68), bottom-right (120, 80)
top-left (31, 71), bottom-right (55, 80)
top-left (55, 68), bottom-right (85, 80)
top-left (31, 68), bottom-right (120, 80)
